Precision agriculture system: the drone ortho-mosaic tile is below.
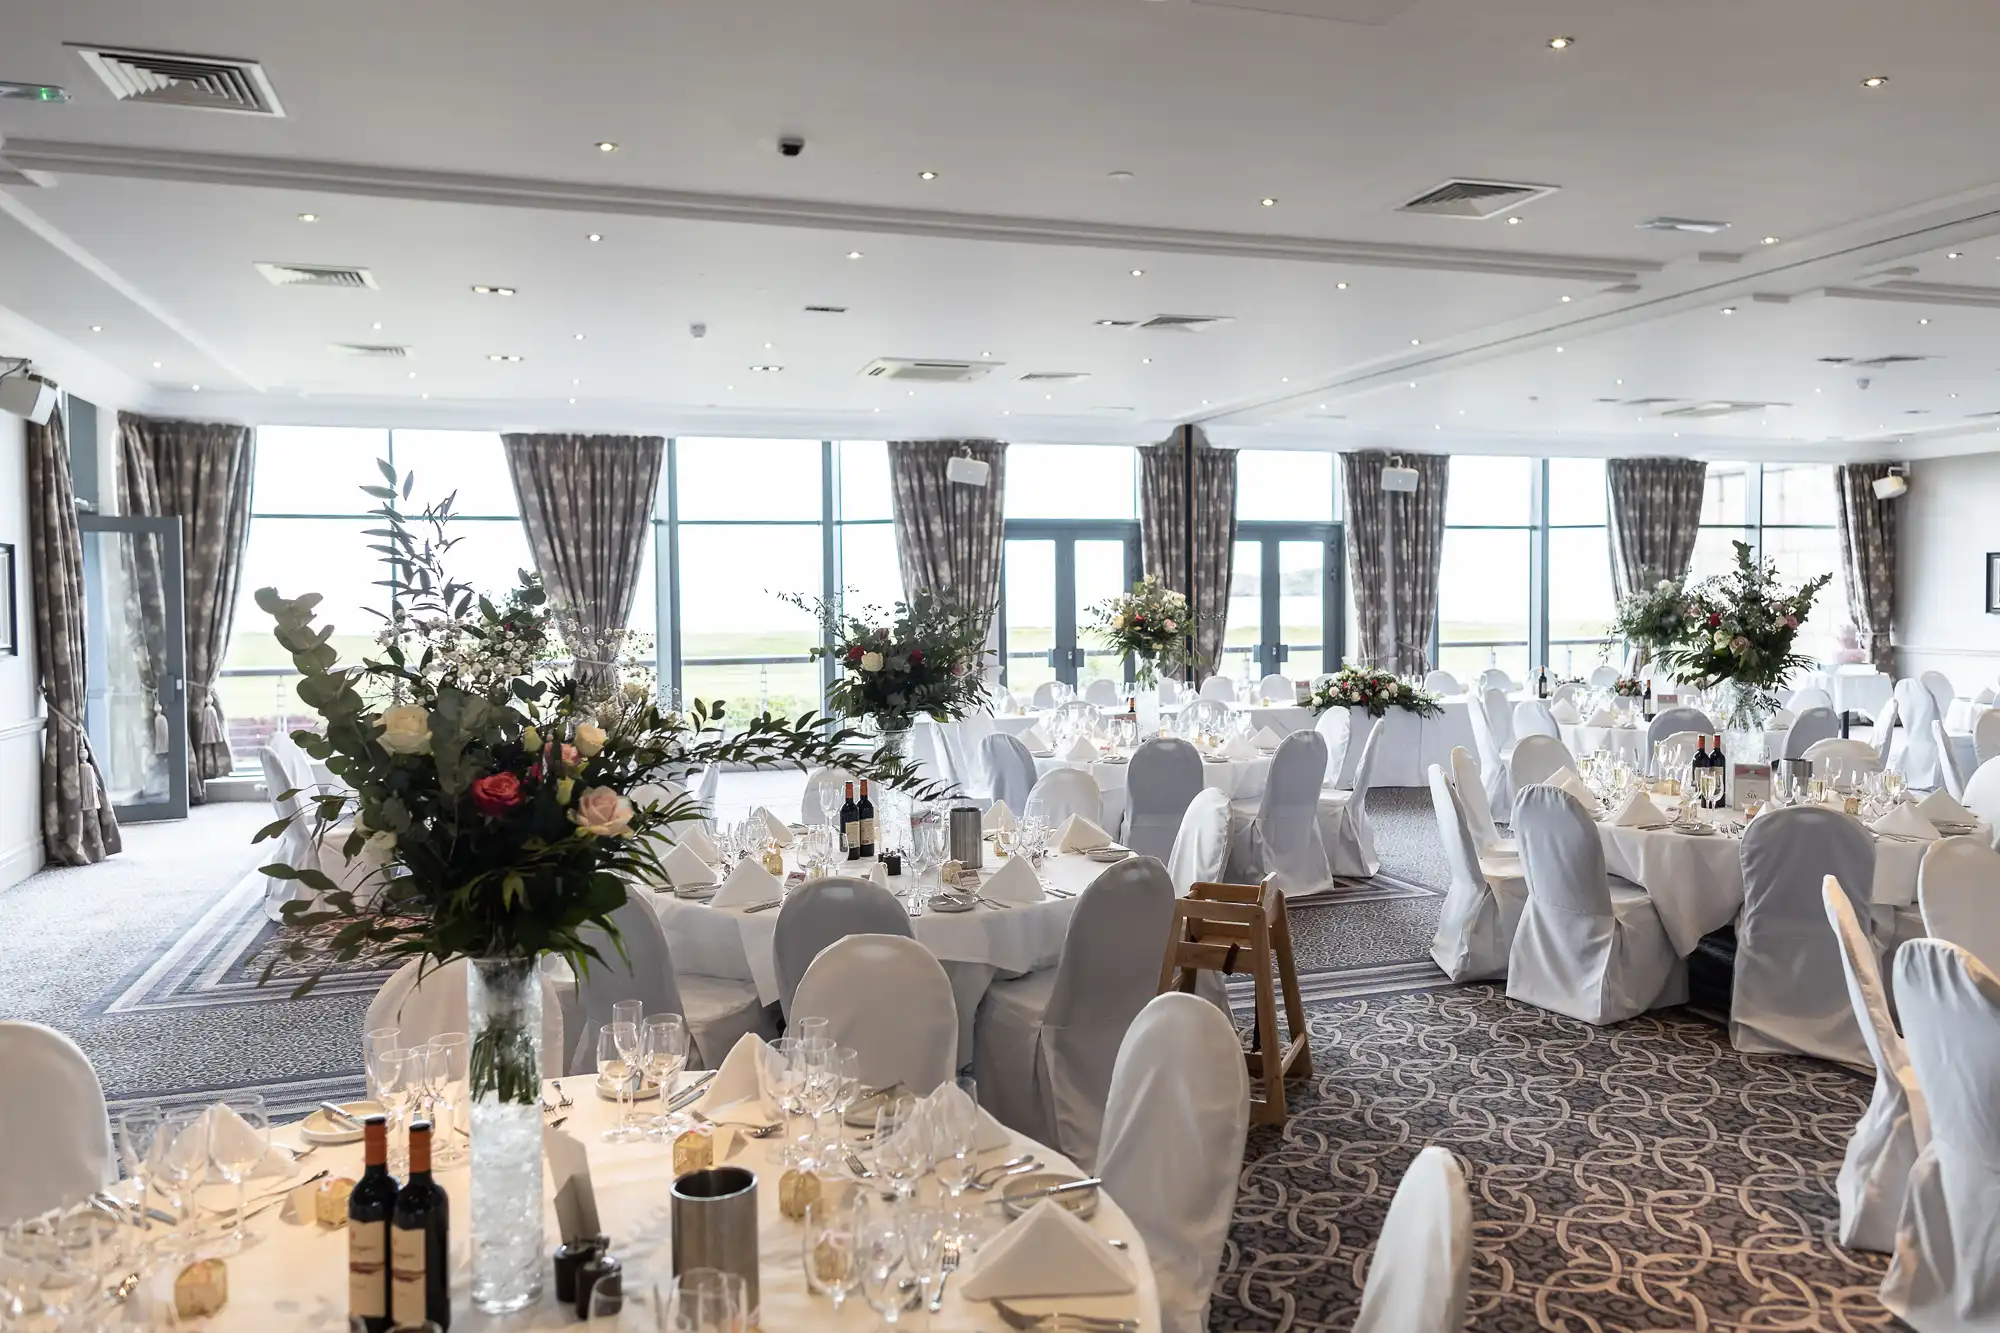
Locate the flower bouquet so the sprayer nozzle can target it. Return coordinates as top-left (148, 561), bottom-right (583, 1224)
top-left (1656, 539), bottom-right (1832, 725)
top-left (1308, 666), bottom-right (1444, 719)
top-left (255, 462), bottom-right (933, 1312)
top-left (1611, 676), bottom-right (1646, 699)
top-left (790, 590), bottom-right (995, 739)
top-left (1087, 577), bottom-right (1195, 687)
top-left (1611, 572), bottom-right (1692, 668)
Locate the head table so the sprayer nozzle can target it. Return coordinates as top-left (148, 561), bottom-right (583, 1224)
top-left (1029, 747), bottom-right (1271, 832)
top-left (178, 1071), bottom-right (1159, 1331)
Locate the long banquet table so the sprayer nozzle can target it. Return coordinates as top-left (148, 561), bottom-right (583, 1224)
top-left (183, 1072), bottom-right (1160, 1330)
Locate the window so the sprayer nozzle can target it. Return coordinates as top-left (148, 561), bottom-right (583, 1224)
top-left (1232, 450), bottom-right (1340, 683)
top-left (1545, 458), bottom-right (1616, 676)
top-left (1686, 461), bottom-right (1846, 663)
top-left (1003, 445), bottom-right (1137, 520)
top-left (1000, 447), bottom-right (1140, 690)
top-left (1437, 456), bottom-right (1535, 682)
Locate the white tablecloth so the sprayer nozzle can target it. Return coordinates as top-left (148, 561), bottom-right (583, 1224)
top-left (1814, 668), bottom-right (1895, 720)
top-left (192, 1072), bottom-right (1160, 1331)
top-left (1561, 723), bottom-right (1648, 768)
top-left (1599, 810), bottom-right (1991, 955)
top-left (1031, 750), bottom-right (1270, 831)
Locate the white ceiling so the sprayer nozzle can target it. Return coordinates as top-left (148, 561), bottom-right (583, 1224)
top-left (5, 0), bottom-right (2000, 458)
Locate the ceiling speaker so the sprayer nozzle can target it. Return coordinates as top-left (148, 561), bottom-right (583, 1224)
top-left (1872, 472), bottom-right (1909, 500)
top-left (1380, 464), bottom-right (1421, 493)
top-left (946, 455), bottom-right (991, 487)
top-left (0, 374), bottom-right (57, 424)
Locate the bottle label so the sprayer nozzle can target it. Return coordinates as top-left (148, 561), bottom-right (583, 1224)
top-left (349, 1220), bottom-right (388, 1317)
top-left (859, 816), bottom-right (875, 846)
top-left (390, 1225), bottom-right (427, 1325)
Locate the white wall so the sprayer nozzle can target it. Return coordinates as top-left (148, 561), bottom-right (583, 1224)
top-left (1897, 450), bottom-right (2000, 693)
top-left (0, 412), bottom-right (41, 887)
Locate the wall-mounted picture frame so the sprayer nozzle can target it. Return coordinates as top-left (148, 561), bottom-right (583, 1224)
top-left (0, 542), bottom-right (15, 655)
top-left (1988, 552), bottom-right (2000, 615)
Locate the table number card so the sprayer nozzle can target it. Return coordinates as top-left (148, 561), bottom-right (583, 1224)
top-left (1731, 762), bottom-right (1771, 810)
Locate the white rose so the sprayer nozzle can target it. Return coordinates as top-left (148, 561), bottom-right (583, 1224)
top-left (574, 722), bottom-right (608, 757)
top-left (1385, 682), bottom-right (1398, 696)
top-left (376, 704), bottom-right (432, 755)
top-left (360, 830), bottom-right (398, 865)
top-left (860, 651), bottom-right (885, 672)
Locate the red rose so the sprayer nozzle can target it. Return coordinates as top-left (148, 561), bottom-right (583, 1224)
top-left (1706, 612), bottom-right (1721, 628)
top-left (470, 772), bottom-right (526, 816)
top-left (908, 648), bottom-right (924, 665)
top-left (846, 645), bottom-right (865, 663)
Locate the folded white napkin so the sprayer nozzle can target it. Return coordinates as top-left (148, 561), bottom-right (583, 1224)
top-left (982, 854), bottom-right (1044, 904)
top-left (870, 860), bottom-right (891, 889)
top-left (1916, 789), bottom-right (1977, 825)
top-left (1612, 790), bottom-right (1671, 829)
top-left (1873, 803), bottom-right (1941, 841)
top-left (694, 1034), bottom-right (776, 1119)
top-left (1022, 725), bottom-right (1053, 753)
top-left (710, 857), bottom-right (783, 909)
top-left (1251, 725), bottom-right (1284, 750)
top-left (958, 1199), bottom-right (1138, 1301)
top-left (677, 826), bottom-right (721, 863)
top-left (1056, 814), bottom-right (1114, 853)
top-left (1222, 735), bottom-right (1259, 761)
top-left (660, 843), bottom-right (716, 888)
top-left (1550, 700), bottom-right (1582, 726)
top-left (1769, 708), bottom-right (1796, 730)
top-left (1547, 766), bottom-right (1595, 805)
top-left (1063, 736), bottom-right (1098, 763)
top-left (983, 799), bottom-right (1017, 833)
top-left (1585, 706), bottom-right (1620, 727)
top-left (753, 806), bottom-right (793, 847)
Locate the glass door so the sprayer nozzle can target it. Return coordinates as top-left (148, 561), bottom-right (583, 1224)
top-left (1001, 537), bottom-right (1058, 695)
top-left (999, 524), bottom-right (1141, 690)
top-left (1232, 524), bottom-right (1343, 688)
top-left (78, 514), bottom-right (189, 821)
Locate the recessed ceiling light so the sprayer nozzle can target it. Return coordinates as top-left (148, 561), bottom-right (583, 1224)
top-left (1458, 409), bottom-right (1466, 415)
top-left (371, 321), bottom-right (383, 331)
top-left (764, 342), bottom-right (774, 350)
top-left (406, 371), bottom-right (417, 379)
top-left (873, 407), bottom-right (882, 413)
top-left (1560, 295), bottom-right (1572, 303)
top-left (1096, 319), bottom-right (1118, 327)
top-left (918, 170), bottom-right (938, 181)
top-left (1861, 75), bottom-right (1888, 88)
top-left (1721, 306), bottom-right (1737, 315)
top-left (1108, 170), bottom-right (1134, 181)
top-left (1433, 424), bottom-right (1442, 430)
top-left (569, 397), bottom-right (577, 404)
top-left (981, 351), bottom-right (993, 358)
top-left (421, 392), bottom-right (430, 400)
top-left (1555, 346), bottom-right (1565, 353)
top-left (1919, 317), bottom-right (1930, 325)
top-left (727, 384), bottom-right (735, 391)
top-left (89, 325), bottom-right (101, 333)
top-left (1279, 376), bottom-right (1289, 383)
top-left (1260, 197), bottom-right (1277, 208)
top-left (1045, 394), bottom-right (1053, 401)
top-left (1320, 403), bottom-right (1328, 410)
top-left (1950, 392), bottom-right (1959, 398)
top-left (190, 384), bottom-right (200, 392)
top-left (1130, 268), bottom-right (1145, 277)
top-left (574, 332), bottom-right (586, 341)
top-left (1547, 35), bottom-right (1573, 49)
top-left (472, 285), bottom-right (516, 296)
top-left (1762, 236), bottom-right (1780, 245)
top-left (1408, 382), bottom-right (1417, 388)
top-left (1141, 357), bottom-right (1152, 364)
top-left (1201, 399), bottom-right (1210, 406)
top-left (1814, 387), bottom-right (1822, 393)
top-left (1506, 216), bottom-right (1522, 225)
top-left (1947, 251), bottom-right (1962, 259)
top-left (488, 353), bottom-right (522, 362)
top-left (297, 212), bottom-right (317, 223)
top-left (847, 250), bottom-right (864, 260)
top-left (587, 232), bottom-right (603, 242)
top-left (1410, 338), bottom-right (1421, 345)
top-left (596, 141), bottom-right (619, 152)
top-left (906, 389), bottom-right (915, 397)
top-left (151, 360), bottom-right (161, 369)
top-left (572, 378), bottom-right (581, 386)
top-left (1335, 281), bottom-right (1349, 290)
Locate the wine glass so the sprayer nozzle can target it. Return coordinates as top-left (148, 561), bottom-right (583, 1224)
top-left (642, 1014), bottom-right (690, 1142)
top-left (929, 1077), bottom-right (980, 1206)
top-left (818, 784), bottom-right (844, 830)
top-left (598, 1024), bottom-right (644, 1144)
top-left (372, 1047), bottom-right (422, 1174)
top-left (871, 1097), bottom-right (927, 1200)
top-left (821, 1046), bottom-right (861, 1160)
top-left (151, 1108), bottom-right (208, 1245)
top-left (900, 1205), bottom-right (949, 1314)
top-left (801, 1197), bottom-right (861, 1313)
top-left (659, 1266), bottom-right (747, 1333)
top-left (857, 1202), bottom-right (913, 1330)
top-left (424, 1033), bottom-right (470, 1165)
top-left (206, 1095), bottom-right (269, 1253)
top-left (114, 1106), bottom-right (164, 1239)
top-left (362, 1026), bottom-right (401, 1105)
top-left (791, 1039), bottom-right (838, 1170)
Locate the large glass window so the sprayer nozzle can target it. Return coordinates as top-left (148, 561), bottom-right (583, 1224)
top-left (1687, 461), bottom-right (1846, 663)
top-left (1000, 447), bottom-right (1141, 691)
top-left (1438, 457), bottom-right (1535, 681)
top-left (1545, 458), bottom-right (1616, 677)
top-left (1233, 450), bottom-right (1341, 684)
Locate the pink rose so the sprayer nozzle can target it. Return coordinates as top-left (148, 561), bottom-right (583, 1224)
top-left (470, 772), bottom-right (526, 816)
top-left (1162, 619), bottom-right (1177, 632)
top-left (569, 786), bottom-right (635, 837)
top-left (1784, 615), bottom-right (1799, 629)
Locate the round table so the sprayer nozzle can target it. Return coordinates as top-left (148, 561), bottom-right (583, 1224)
top-left (1031, 748), bottom-right (1270, 831)
top-left (187, 1072), bottom-right (1160, 1330)
top-left (1561, 722), bottom-right (1648, 767)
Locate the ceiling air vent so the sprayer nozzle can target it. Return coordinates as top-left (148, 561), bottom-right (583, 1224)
top-left (1637, 217), bottom-right (1731, 234)
top-left (329, 343), bottom-right (409, 358)
top-left (1622, 397), bottom-right (1682, 407)
top-left (1397, 179), bottom-right (1556, 220)
top-left (256, 261), bottom-right (379, 290)
top-left (859, 358), bottom-right (994, 383)
top-left (1818, 354), bottom-right (1932, 369)
top-left (1137, 314), bottom-right (1235, 333)
top-left (1658, 401), bottom-right (1780, 420)
top-left (804, 304), bottom-right (849, 314)
top-left (1019, 371), bottom-right (1090, 382)
top-left (69, 45), bottom-right (283, 115)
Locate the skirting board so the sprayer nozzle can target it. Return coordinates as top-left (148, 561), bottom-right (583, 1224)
top-left (0, 837), bottom-right (44, 891)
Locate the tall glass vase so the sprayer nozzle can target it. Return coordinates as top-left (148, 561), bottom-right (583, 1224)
top-left (467, 956), bottom-right (545, 1314)
top-left (1717, 680), bottom-right (1775, 808)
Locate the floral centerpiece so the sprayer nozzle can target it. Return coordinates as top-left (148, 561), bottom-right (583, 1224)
top-left (1611, 572), bottom-right (1693, 670)
top-left (255, 463), bottom-right (931, 1313)
top-left (1656, 539), bottom-right (1832, 729)
top-left (1086, 577), bottom-right (1195, 687)
top-left (1611, 676), bottom-right (1646, 699)
top-left (789, 590), bottom-right (994, 743)
top-left (1308, 666), bottom-right (1444, 719)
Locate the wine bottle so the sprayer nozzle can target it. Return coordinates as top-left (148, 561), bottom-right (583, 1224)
top-left (856, 780), bottom-right (876, 858)
top-left (390, 1120), bottom-right (451, 1329)
top-left (1537, 667), bottom-right (1550, 700)
top-left (1711, 734), bottom-right (1727, 808)
top-left (840, 782), bottom-right (860, 860)
top-left (1642, 681), bottom-right (1653, 720)
top-left (1692, 734), bottom-right (1709, 797)
top-left (348, 1115), bottom-right (397, 1333)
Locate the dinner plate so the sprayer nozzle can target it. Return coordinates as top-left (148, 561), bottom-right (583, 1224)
top-left (674, 883), bottom-right (719, 900)
top-left (1936, 821), bottom-right (1978, 836)
top-left (845, 1085), bottom-right (911, 1128)
top-left (596, 1073), bottom-right (663, 1101)
top-left (1000, 1173), bottom-right (1100, 1220)
top-left (1669, 823), bottom-right (1717, 836)
top-left (1202, 755), bottom-right (1231, 765)
top-left (300, 1099), bottom-right (384, 1145)
top-left (1099, 754), bottom-right (1129, 766)
top-left (928, 892), bottom-right (978, 914)
top-left (1084, 847), bottom-right (1131, 863)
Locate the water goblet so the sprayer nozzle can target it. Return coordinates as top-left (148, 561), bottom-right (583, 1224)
top-left (598, 1024), bottom-right (645, 1144)
top-left (114, 1106), bottom-right (164, 1239)
top-left (424, 1032), bottom-right (470, 1165)
top-left (659, 1266), bottom-right (747, 1333)
top-left (801, 1197), bottom-right (861, 1313)
top-left (362, 1026), bottom-right (401, 1104)
top-left (857, 1205), bottom-right (912, 1330)
top-left (900, 1205), bottom-right (949, 1313)
top-left (871, 1097), bottom-right (927, 1200)
top-left (206, 1094), bottom-right (269, 1253)
top-left (641, 1014), bottom-right (690, 1141)
top-left (151, 1108), bottom-right (208, 1245)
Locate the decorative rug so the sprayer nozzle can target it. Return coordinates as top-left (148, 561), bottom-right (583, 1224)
top-left (1211, 984), bottom-right (1906, 1332)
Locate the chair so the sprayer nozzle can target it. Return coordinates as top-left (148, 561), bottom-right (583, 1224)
top-left (1083, 677), bottom-right (1122, 707)
top-left (1783, 705), bottom-right (1843, 759)
top-left (1790, 685), bottom-right (1836, 714)
top-left (1447, 745), bottom-right (1516, 861)
top-left (1423, 669), bottom-right (1462, 696)
top-left (1029, 681), bottom-right (1062, 710)
top-left (791, 935), bottom-right (957, 1095)
top-left (257, 743), bottom-right (366, 920)
top-left (1512, 699), bottom-right (1561, 741)
top-left (938, 716), bottom-right (996, 798)
top-left (1313, 706), bottom-right (1362, 792)
top-left (1428, 766), bottom-right (1527, 983)
top-left (1317, 717), bottom-right (1384, 878)
top-left (1731, 806), bottom-right (1878, 1064)
top-left (981, 732), bottom-right (1040, 815)
top-left (1919, 837), bottom-right (2000, 972)
top-left (1507, 734), bottom-right (1575, 791)
top-left (798, 768), bottom-right (856, 825)
top-left (365, 958), bottom-right (567, 1077)
top-left (1894, 678), bottom-right (1946, 791)
top-left (1869, 694), bottom-right (1900, 766)
top-left (1935, 719), bottom-right (1970, 801)
top-left (1588, 665), bottom-right (1622, 690)
top-left (1821, 877), bottom-right (1930, 1254)
top-left (1476, 667), bottom-right (1515, 694)
top-left (1258, 673), bottom-right (1295, 704)
top-left (0, 1022), bottom-right (114, 1225)
top-left (1880, 940), bottom-right (2000, 1329)
top-left (1964, 759), bottom-right (2000, 851)
top-left (1024, 766), bottom-right (1104, 829)
top-left (1647, 706), bottom-right (1715, 755)
top-left (1226, 729), bottom-right (1332, 897)
top-left (1921, 669), bottom-right (1958, 724)
top-left (770, 876), bottom-right (913, 1019)
top-left (1804, 737), bottom-right (1885, 782)
top-left (973, 858), bottom-right (1175, 1168)
top-left (1123, 737), bottom-right (1204, 864)
top-left (1467, 687), bottom-right (1515, 822)
top-left (1097, 993), bottom-right (1250, 1333)
top-left (1166, 788), bottom-right (1232, 895)
top-left (1199, 675), bottom-right (1238, 703)
top-left (566, 885), bottom-right (774, 1074)
top-left (1352, 1147), bottom-right (1473, 1333)
top-left (1507, 785), bottom-right (1685, 1025)
top-left (1977, 711), bottom-right (2000, 767)
top-left (1654, 730), bottom-right (1706, 774)
top-left (1550, 681), bottom-right (1580, 706)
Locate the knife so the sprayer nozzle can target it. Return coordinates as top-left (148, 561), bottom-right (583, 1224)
top-left (661, 1070), bottom-right (718, 1113)
top-left (993, 1176), bottom-right (1102, 1206)
top-left (318, 1101), bottom-right (363, 1129)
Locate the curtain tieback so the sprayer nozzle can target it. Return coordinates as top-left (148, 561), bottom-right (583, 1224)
top-left (38, 692), bottom-right (106, 812)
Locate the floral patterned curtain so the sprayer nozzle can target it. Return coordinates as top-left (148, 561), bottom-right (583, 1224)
top-left (1339, 451), bottom-right (1448, 673)
top-left (1835, 463), bottom-right (1899, 674)
top-left (1138, 428), bottom-right (1236, 676)
top-left (886, 441), bottom-right (1008, 613)
top-left (1605, 458), bottom-right (1707, 600)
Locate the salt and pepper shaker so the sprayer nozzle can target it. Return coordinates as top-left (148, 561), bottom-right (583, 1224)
top-left (553, 1235), bottom-right (606, 1304)
top-left (575, 1250), bottom-right (623, 1318)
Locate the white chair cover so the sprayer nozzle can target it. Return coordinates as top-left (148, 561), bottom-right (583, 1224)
top-left (1029, 681), bottom-right (1061, 709)
top-left (799, 768), bottom-right (856, 825)
top-left (1257, 673), bottom-right (1294, 703)
top-left (1024, 766), bottom-right (1104, 829)
top-left (1805, 737), bottom-right (1886, 781)
top-left (1317, 718), bottom-right (1384, 877)
top-left (1731, 806), bottom-right (1877, 1064)
top-left (1227, 729), bottom-right (1332, 897)
top-left (1166, 788), bottom-right (1232, 895)
top-left (1507, 734), bottom-right (1575, 791)
top-left (1468, 687), bottom-right (1515, 822)
top-left (1881, 940), bottom-right (2000, 1328)
top-left (1589, 665), bottom-right (1622, 689)
top-left (568, 885), bottom-right (773, 1074)
top-left (1894, 678), bottom-right (1946, 792)
top-left (1932, 719), bottom-right (1969, 802)
top-left (1919, 837), bottom-right (2000, 972)
top-left (1428, 765), bottom-right (1526, 983)
top-left (1921, 670), bottom-right (1958, 724)
top-left (1097, 993), bottom-right (1250, 1333)
top-left (1314, 706), bottom-right (1358, 792)
top-left (1196, 675), bottom-right (1235, 703)
top-left (973, 858), bottom-right (1175, 1168)
top-left (1507, 785), bottom-right (1684, 1025)
top-left (1647, 706), bottom-right (1715, 753)
top-left (982, 732), bottom-right (1040, 815)
top-left (259, 745), bottom-right (316, 921)
top-left (1871, 694), bottom-right (1900, 766)
top-left (793, 934), bottom-right (958, 1094)
top-left (1550, 681), bottom-right (1579, 706)
top-left (771, 875), bottom-right (913, 1019)
top-left (1352, 1146), bottom-right (1473, 1333)
top-left (1512, 700), bottom-right (1560, 740)
top-left (939, 716), bottom-right (996, 798)
top-left (1423, 669), bottom-right (1462, 696)
top-left (1964, 759), bottom-right (2000, 851)
top-left (1782, 705), bottom-right (1843, 759)
top-left (1976, 711), bottom-right (2000, 768)
top-left (365, 958), bottom-right (565, 1078)
top-left (1822, 877), bottom-right (1930, 1253)
top-left (1790, 686), bottom-right (1836, 713)
top-left (0, 1022), bottom-right (114, 1225)
top-left (1654, 730), bottom-right (1705, 773)
top-left (1123, 737), bottom-right (1204, 864)
top-left (1448, 745), bottom-right (1514, 858)
top-left (1083, 678), bottom-right (1122, 707)
top-left (1476, 667), bottom-right (1515, 694)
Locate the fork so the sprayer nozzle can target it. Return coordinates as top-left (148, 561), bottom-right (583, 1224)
top-left (976, 895), bottom-right (1016, 910)
top-left (553, 1081), bottom-right (573, 1108)
top-left (992, 1301), bottom-right (1138, 1331)
top-left (967, 1158), bottom-right (1039, 1191)
top-left (929, 1235), bottom-right (961, 1312)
